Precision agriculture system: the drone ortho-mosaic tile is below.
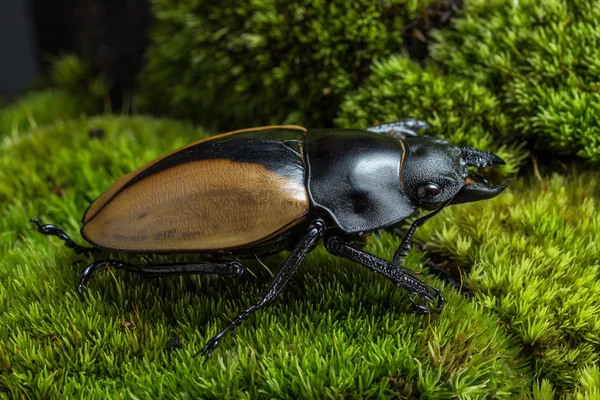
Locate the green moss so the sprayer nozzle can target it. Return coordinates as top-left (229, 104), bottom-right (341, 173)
top-left (337, 54), bottom-right (527, 175)
top-left (1, 115), bottom-right (529, 398)
top-left (431, 0), bottom-right (600, 163)
top-left (414, 170), bottom-right (600, 395)
top-left (138, 0), bottom-right (442, 130)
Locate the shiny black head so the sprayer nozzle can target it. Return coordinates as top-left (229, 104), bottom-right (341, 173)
top-left (400, 136), bottom-right (508, 210)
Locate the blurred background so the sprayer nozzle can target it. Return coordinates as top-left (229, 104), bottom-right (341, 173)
top-left (5, 0), bottom-right (598, 170)
top-left (2, 0), bottom-right (467, 130)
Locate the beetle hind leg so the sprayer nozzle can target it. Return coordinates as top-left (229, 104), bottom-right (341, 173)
top-left (30, 218), bottom-right (98, 254)
top-left (77, 259), bottom-right (246, 296)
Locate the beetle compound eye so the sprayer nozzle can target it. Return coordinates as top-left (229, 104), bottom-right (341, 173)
top-left (417, 183), bottom-right (441, 200)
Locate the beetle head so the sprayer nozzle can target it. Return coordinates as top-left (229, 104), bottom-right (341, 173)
top-left (401, 136), bottom-right (508, 210)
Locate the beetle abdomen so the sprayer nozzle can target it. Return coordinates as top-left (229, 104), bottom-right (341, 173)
top-left (82, 127), bottom-right (309, 252)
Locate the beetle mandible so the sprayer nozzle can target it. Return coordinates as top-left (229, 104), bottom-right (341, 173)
top-left (31, 119), bottom-right (508, 357)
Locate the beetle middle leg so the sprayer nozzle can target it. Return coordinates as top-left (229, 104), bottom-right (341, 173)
top-left (77, 259), bottom-right (246, 295)
top-left (198, 219), bottom-right (326, 359)
top-left (325, 236), bottom-right (444, 314)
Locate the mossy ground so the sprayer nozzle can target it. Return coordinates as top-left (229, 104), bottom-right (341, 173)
top-left (137, 0), bottom-right (600, 163)
top-left (1, 114), bottom-right (599, 398)
top-left (415, 170), bottom-right (600, 397)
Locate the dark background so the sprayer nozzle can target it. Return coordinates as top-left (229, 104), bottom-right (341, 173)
top-left (0, 0), bottom-right (37, 97)
top-left (1, 0), bottom-right (152, 109)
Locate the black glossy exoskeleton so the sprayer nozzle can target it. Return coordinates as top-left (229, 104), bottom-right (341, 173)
top-left (31, 119), bottom-right (508, 357)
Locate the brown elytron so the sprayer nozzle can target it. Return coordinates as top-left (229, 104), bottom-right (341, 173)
top-left (83, 125), bottom-right (306, 223)
top-left (81, 126), bottom-right (309, 252)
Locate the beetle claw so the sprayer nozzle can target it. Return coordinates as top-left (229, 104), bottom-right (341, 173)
top-left (77, 276), bottom-right (90, 293)
top-left (196, 338), bottom-right (219, 361)
top-left (408, 286), bottom-right (444, 314)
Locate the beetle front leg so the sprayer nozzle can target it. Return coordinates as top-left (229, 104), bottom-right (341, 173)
top-left (325, 236), bottom-right (444, 313)
top-left (392, 198), bottom-right (455, 267)
top-left (391, 217), bottom-right (423, 267)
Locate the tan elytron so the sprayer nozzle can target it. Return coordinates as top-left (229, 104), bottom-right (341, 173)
top-left (83, 125), bottom-right (306, 224)
top-left (82, 158), bottom-right (309, 251)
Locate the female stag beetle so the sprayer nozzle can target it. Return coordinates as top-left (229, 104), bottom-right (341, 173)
top-left (31, 119), bottom-right (508, 357)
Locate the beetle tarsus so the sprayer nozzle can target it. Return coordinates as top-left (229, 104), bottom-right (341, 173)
top-left (198, 310), bottom-right (252, 360)
top-left (392, 243), bottom-right (411, 267)
top-left (30, 218), bottom-right (99, 255)
top-left (197, 219), bottom-right (326, 359)
top-left (77, 283), bottom-right (89, 298)
top-left (325, 236), bottom-right (445, 314)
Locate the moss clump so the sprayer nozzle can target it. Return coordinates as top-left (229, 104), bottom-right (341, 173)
top-left (431, 0), bottom-right (600, 163)
top-left (337, 54), bottom-right (526, 175)
top-left (49, 54), bottom-right (110, 106)
top-left (415, 170), bottom-right (600, 395)
top-left (1, 115), bottom-right (529, 397)
top-left (138, 0), bottom-right (447, 130)
top-left (0, 90), bottom-right (90, 138)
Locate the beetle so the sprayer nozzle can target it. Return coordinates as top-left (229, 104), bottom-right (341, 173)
top-left (31, 119), bottom-right (508, 357)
